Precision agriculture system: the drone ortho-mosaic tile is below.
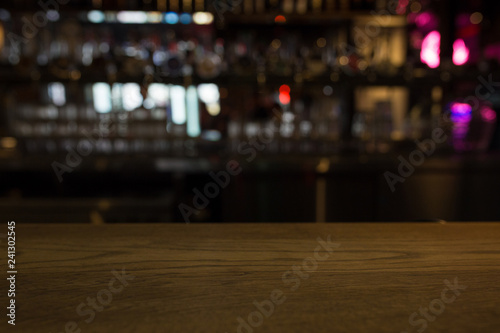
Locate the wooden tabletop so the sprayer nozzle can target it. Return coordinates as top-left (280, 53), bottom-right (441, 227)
top-left (8, 223), bottom-right (500, 332)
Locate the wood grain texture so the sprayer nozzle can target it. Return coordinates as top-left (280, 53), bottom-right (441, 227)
top-left (6, 223), bottom-right (500, 332)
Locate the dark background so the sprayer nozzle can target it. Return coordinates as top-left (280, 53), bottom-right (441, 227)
top-left (1, 0), bottom-right (500, 223)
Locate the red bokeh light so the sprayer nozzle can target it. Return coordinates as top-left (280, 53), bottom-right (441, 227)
top-left (275, 15), bottom-right (286, 23)
top-left (279, 92), bottom-right (290, 105)
top-left (279, 84), bottom-right (290, 94)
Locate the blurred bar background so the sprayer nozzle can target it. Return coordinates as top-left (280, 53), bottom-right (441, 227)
top-left (1, 0), bottom-right (500, 223)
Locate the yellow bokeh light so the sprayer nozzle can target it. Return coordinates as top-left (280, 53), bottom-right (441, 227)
top-left (316, 38), bottom-right (326, 48)
top-left (339, 56), bottom-right (349, 66)
top-left (470, 12), bottom-right (483, 25)
top-left (358, 60), bottom-right (368, 71)
top-left (316, 158), bottom-right (330, 173)
top-left (410, 2), bottom-right (421, 13)
top-left (207, 103), bottom-right (221, 116)
top-left (192, 12), bottom-right (214, 25)
top-left (1, 137), bottom-right (17, 149)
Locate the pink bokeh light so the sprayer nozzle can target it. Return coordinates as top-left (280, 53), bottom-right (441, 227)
top-left (481, 107), bottom-right (497, 122)
top-left (421, 31), bottom-right (440, 68)
top-left (415, 12), bottom-right (431, 27)
top-left (413, 12), bottom-right (439, 31)
top-left (452, 39), bottom-right (470, 65)
top-left (396, 0), bottom-right (410, 15)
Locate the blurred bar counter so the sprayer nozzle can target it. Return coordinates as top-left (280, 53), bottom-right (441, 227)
top-left (2, 153), bottom-right (500, 223)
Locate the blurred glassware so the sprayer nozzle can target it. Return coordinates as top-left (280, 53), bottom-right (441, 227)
top-left (448, 101), bottom-right (497, 152)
